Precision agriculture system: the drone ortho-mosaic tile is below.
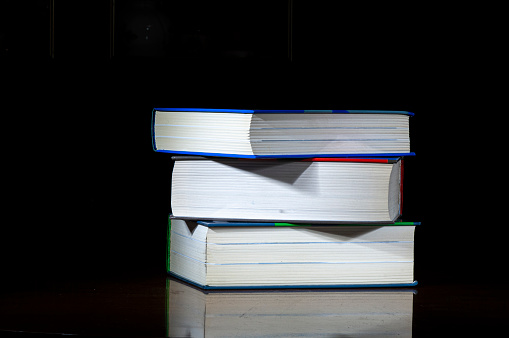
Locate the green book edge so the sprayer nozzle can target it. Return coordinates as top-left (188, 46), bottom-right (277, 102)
top-left (272, 221), bottom-right (418, 227)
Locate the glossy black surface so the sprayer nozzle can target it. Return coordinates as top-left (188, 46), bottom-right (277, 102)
top-left (1, 274), bottom-right (507, 337)
top-left (1, 275), bottom-right (166, 337)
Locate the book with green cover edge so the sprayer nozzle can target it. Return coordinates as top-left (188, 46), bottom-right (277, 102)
top-left (166, 217), bottom-right (419, 288)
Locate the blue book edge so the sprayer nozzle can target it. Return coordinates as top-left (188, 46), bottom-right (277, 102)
top-left (154, 108), bottom-right (414, 116)
top-left (168, 271), bottom-right (418, 290)
top-left (157, 150), bottom-right (416, 158)
top-left (151, 108), bottom-right (157, 152)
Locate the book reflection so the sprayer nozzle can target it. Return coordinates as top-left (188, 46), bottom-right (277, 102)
top-left (167, 277), bottom-right (415, 337)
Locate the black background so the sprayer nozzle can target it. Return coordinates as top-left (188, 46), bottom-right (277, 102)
top-left (2, 1), bottom-right (498, 290)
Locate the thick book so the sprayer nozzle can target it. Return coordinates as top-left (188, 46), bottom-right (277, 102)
top-left (167, 277), bottom-right (415, 337)
top-left (168, 218), bottom-right (418, 289)
top-left (171, 157), bottom-right (404, 223)
top-left (152, 108), bottom-right (414, 158)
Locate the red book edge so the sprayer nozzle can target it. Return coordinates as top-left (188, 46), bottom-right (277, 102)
top-left (302, 158), bottom-right (391, 163)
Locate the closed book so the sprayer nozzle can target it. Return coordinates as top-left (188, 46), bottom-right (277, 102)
top-left (168, 218), bottom-right (418, 289)
top-left (152, 108), bottom-right (414, 158)
top-left (171, 157), bottom-right (404, 223)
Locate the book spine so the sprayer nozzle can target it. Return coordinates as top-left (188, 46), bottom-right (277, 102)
top-left (151, 109), bottom-right (157, 151)
top-left (400, 159), bottom-right (405, 216)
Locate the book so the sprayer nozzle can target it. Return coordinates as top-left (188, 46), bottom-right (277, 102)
top-left (167, 277), bottom-right (415, 337)
top-left (171, 156), bottom-right (404, 223)
top-left (168, 218), bottom-right (418, 289)
top-left (152, 108), bottom-right (414, 158)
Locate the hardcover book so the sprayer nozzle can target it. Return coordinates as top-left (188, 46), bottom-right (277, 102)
top-left (152, 108), bottom-right (414, 158)
top-left (168, 218), bottom-right (418, 289)
top-left (171, 157), bottom-right (404, 223)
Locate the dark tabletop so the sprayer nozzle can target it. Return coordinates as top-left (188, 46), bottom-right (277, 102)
top-left (1, 273), bottom-right (507, 337)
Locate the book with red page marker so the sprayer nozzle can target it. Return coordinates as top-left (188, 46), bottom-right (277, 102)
top-left (170, 156), bottom-right (405, 224)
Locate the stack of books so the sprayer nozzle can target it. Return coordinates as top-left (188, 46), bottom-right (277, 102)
top-left (153, 108), bottom-right (419, 289)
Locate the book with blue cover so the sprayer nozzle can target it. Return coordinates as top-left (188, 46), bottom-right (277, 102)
top-left (167, 218), bottom-right (418, 289)
top-left (152, 108), bottom-right (414, 158)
